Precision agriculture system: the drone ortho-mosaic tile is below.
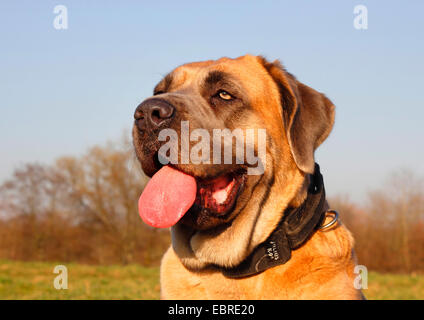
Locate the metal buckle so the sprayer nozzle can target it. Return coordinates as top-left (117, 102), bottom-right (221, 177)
top-left (319, 210), bottom-right (339, 231)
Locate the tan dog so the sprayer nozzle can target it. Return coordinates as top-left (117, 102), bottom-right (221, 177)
top-left (133, 55), bottom-right (364, 299)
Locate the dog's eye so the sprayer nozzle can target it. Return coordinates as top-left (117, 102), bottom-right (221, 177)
top-left (154, 91), bottom-right (165, 96)
top-left (217, 90), bottom-right (233, 101)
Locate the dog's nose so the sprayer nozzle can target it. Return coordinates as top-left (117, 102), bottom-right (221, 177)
top-left (134, 98), bottom-right (175, 130)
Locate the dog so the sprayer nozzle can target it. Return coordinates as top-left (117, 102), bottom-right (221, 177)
top-left (132, 55), bottom-right (364, 299)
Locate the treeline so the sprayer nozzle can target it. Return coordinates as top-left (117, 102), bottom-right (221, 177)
top-left (330, 170), bottom-right (424, 273)
top-left (0, 137), bottom-right (170, 266)
top-left (0, 138), bottom-right (423, 272)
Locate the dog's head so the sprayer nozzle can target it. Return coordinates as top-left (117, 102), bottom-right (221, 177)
top-left (133, 55), bottom-right (335, 268)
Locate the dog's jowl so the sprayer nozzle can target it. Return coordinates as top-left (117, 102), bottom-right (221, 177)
top-left (132, 55), bottom-right (364, 300)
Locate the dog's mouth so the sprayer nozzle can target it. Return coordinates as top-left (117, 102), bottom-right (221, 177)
top-left (196, 172), bottom-right (243, 213)
top-left (182, 169), bottom-right (246, 229)
top-left (138, 157), bottom-right (246, 230)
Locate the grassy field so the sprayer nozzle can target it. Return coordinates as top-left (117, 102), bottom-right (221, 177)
top-left (0, 260), bottom-right (423, 300)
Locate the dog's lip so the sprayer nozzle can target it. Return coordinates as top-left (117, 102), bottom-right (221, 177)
top-left (145, 151), bottom-right (247, 223)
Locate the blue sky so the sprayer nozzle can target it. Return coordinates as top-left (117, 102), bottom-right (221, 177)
top-left (1, 1), bottom-right (423, 201)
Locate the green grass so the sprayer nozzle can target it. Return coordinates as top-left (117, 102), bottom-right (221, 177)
top-left (0, 260), bottom-right (423, 299)
top-left (364, 271), bottom-right (424, 300)
top-left (0, 260), bottom-right (160, 300)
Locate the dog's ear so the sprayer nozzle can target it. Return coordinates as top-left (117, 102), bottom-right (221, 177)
top-left (260, 57), bottom-right (335, 174)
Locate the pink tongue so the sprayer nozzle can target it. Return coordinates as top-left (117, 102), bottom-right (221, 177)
top-left (138, 166), bottom-right (197, 228)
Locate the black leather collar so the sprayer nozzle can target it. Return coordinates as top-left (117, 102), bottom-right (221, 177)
top-left (222, 163), bottom-right (328, 278)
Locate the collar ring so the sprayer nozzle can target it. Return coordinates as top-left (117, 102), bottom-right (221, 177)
top-left (319, 210), bottom-right (339, 231)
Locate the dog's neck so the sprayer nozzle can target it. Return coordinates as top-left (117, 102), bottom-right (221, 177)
top-left (221, 163), bottom-right (327, 278)
top-left (170, 164), bottom-right (327, 275)
top-left (289, 173), bottom-right (310, 207)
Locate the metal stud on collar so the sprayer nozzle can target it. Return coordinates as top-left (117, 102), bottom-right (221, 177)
top-left (319, 210), bottom-right (339, 231)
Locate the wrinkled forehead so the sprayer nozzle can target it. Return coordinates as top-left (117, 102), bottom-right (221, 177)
top-left (155, 55), bottom-right (275, 97)
top-left (154, 55), bottom-right (284, 133)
